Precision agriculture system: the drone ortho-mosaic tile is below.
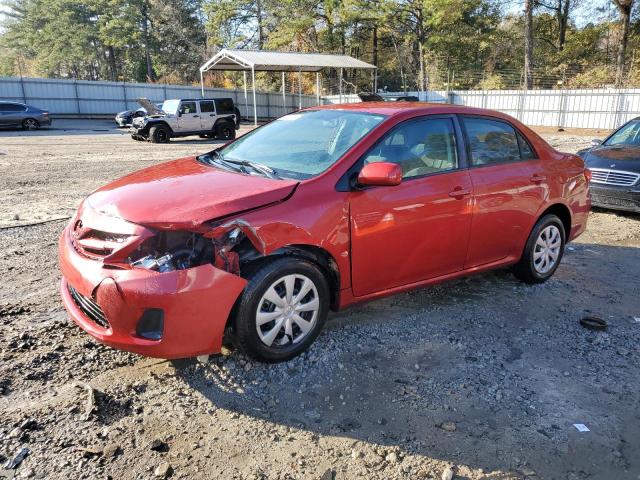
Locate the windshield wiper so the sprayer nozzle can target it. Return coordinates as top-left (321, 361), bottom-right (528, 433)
top-left (198, 151), bottom-right (245, 174)
top-left (223, 159), bottom-right (281, 179)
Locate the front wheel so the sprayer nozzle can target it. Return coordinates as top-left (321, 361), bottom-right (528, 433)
top-left (513, 214), bottom-right (565, 284)
top-left (22, 118), bottom-right (40, 130)
top-left (232, 257), bottom-right (329, 362)
top-left (149, 125), bottom-right (171, 143)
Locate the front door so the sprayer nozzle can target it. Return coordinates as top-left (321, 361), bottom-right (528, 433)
top-left (177, 101), bottom-right (200, 131)
top-left (349, 116), bottom-right (474, 296)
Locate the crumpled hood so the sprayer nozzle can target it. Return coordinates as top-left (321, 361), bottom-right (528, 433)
top-left (136, 98), bottom-right (164, 116)
top-left (86, 157), bottom-right (298, 229)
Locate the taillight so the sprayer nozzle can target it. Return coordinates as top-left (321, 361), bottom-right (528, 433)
top-left (584, 168), bottom-right (592, 183)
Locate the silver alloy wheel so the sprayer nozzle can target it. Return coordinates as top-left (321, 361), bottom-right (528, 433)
top-left (23, 119), bottom-right (38, 130)
top-left (255, 273), bottom-right (320, 347)
top-left (533, 225), bottom-right (561, 274)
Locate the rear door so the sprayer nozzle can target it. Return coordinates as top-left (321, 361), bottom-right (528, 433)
top-left (177, 101), bottom-right (200, 131)
top-left (460, 115), bottom-right (544, 268)
top-left (349, 115), bottom-right (474, 296)
top-left (199, 100), bottom-right (216, 131)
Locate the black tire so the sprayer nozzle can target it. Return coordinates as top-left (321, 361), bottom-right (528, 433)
top-left (513, 214), bottom-right (566, 284)
top-left (149, 124), bottom-right (171, 143)
top-left (22, 118), bottom-right (40, 130)
top-left (216, 123), bottom-right (235, 141)
top-left (232, 256), bottom-right (330, 362)
top-left (234, 107), bottom-right (241, 129)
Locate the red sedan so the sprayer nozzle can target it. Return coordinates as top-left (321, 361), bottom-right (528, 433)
top-left (59, 103), bottom-right (591, 362)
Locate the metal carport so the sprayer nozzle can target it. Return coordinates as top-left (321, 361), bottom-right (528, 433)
top-left (199, 49), bottom-right (377, 125)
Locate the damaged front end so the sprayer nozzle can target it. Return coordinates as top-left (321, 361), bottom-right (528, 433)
top-left (125, 226), bottom-right (254, 277)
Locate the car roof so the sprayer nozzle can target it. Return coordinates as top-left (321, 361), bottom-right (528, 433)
top-left (310, 101), bottom-right (509, 117)
top-left (166, 98), bottom-right (233, 102)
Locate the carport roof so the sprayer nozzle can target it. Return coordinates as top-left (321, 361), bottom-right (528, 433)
top-left (200, 48), bottom-right (377, 73)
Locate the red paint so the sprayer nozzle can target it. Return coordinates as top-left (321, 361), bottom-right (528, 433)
top-left (357, 162), bottom-right (403, 186)
top-left (58, 103), bottom-right (590, 359)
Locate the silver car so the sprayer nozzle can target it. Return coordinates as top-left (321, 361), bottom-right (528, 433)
top-left (0, 102), bottom-right (52, 130)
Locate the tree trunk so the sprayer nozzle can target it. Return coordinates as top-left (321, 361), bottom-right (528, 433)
top-left (558, 0), bottom-right (570, 51)
top-left (255, 0), bottom-right (265, 49)
top-left (142, 0), bottom-right (155, 82)
top-left (614, 0), bottom-right (633, 88)
top-left (372, 25), bottom-right (378, 67)
top-left (106, 46), bottom-right (118, 81)
top-left (524, 0), bottom-right (534, 89)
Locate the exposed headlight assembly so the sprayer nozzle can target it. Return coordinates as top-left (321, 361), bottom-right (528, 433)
top-left (128, 231), bottom-right (213, 272)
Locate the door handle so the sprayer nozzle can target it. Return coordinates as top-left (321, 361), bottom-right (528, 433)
top-left (193, 115), bottom-right (200, 118)
top-left (530, 174), bottom-right (546, 183)
top-left (209, 114), bottom-right (215, 116)
top-left (448, 186), bottom-right (472, 198)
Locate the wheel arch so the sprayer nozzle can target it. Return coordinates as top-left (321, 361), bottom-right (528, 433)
top-left (148, 121), bottom-right (174, 134)
top-left (538, 203), bottom-right (572, 239)
top-left (22, 117), bottom-right (40, 127)
top-left (214, 117), bottom-right (235, 129)
top-left (240, 244), bottom-right (341, 311)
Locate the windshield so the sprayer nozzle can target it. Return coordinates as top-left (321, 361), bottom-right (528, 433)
top-left (161, 100), bottom-right (179, 115)
top-left (215, 110), bottom-right (386, 179)
top-left (604, 120), bottom-right (640, 146)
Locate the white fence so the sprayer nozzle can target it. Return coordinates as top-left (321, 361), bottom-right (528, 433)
top-left (0, 76), bottom-right (322, 119)
top-left (326, 89), bottom-right (640, 130)
top-left (3, 76), bottom-right (640, 129)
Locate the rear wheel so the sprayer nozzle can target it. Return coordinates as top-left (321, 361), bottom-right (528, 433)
top-left (216, 123), bottom-right (235, 141)
top-left (232, 257), bottom-right (329, 362)
top-left (513, 214), bottom-right (565, 284)
top-left (22, 118), bottom-right (40, 130)
top-left (149, 125), bottom-right (170, 143)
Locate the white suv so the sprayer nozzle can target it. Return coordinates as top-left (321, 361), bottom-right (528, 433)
top-left (130, 98), bottom-right (240, 143)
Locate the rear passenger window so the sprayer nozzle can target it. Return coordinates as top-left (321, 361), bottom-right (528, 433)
top-left (200, 101), bottom-right (215, 113)
top-left (462, 117), bottom-right (521, 166)
top-left (0, 103), bottom-right (26, 112)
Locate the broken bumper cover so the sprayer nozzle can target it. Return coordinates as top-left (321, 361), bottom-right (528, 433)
top-left (58, 225), bottom-right (247, 359)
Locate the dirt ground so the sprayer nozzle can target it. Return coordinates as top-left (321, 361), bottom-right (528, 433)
top-left (0, 120), bottom-right (639, 480)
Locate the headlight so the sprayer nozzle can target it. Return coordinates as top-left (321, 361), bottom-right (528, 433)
top-left (128, 231), bottom-right (213, 272)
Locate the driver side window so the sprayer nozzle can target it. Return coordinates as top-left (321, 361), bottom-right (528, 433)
top-left (362, 118), bottom-right (459, 179)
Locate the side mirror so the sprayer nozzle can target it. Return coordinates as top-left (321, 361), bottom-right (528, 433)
top-left (591, 138), bottom-right (602, 146)
top-left (357, 162), bottom-right (402, 187)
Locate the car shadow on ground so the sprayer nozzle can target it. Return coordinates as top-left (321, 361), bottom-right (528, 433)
top-left (175, 242), bottom-right (640, 479)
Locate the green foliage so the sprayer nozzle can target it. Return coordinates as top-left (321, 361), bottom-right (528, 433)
top-left (0, 0), bottom-right (636, 89)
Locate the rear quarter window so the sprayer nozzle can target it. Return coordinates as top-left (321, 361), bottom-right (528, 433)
top-left (214, 98), bottom-right (235, 114)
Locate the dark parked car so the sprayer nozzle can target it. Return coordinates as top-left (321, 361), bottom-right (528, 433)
top-left (578, 118), bottom-right (640, 213)
top-left (358, 92), bottom-right (420, 102)
top-left (115, 104), bottom-right (163, 127)
top-left (0, 102), bottom-right (51, 130)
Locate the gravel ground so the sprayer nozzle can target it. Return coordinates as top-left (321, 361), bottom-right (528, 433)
top-left (0, 121), bottom-right (639, 480)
